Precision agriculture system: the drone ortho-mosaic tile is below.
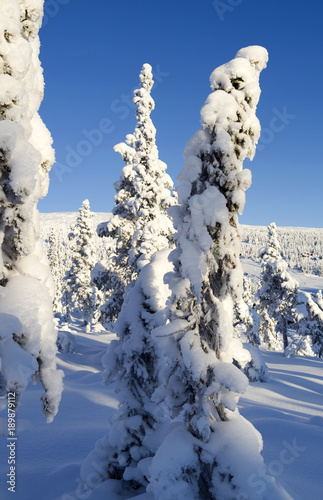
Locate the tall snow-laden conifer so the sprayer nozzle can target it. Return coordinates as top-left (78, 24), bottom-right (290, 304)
top-left (233, 277), bottom-right (259, 346)
top-left (258, 308), bottom-right (279, 350)
top-left (310, 290), bottom-right (323, 355)
top-left (63, 200), bottom-right (98, 331)
top-left (148, 47), bottom-right (291, 500)
top-left (99, 64), bottom-right (176, 323)
top-left (81, 249), bottom-right (175, 495)
top-left (81, 47), bottom-right (292, 500)
top-left (48, 228), bottom-right (65, 314)
top-left (289, 290), bottom-right (323, 357)
top-left (256, 222), bottom-right (299, 350)
top-left (0, 0), bottom-right (63, 422)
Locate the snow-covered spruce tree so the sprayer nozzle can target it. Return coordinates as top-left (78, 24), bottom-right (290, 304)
top-left (0, 1), bottom-right (63, 421)
top-left (98, 64), bottom-right (176, 323)
top-left (147, 47), bottom-right (290, 500)
top-left (233, 277), bottom-right (259, 346)
top-left (233, 279), bottom-right (267, 382)
top-left (92, 248), bottom-right (124, 327)
top-left (48, 228), bottom-right (65, 315)
top-left (315, 289), bottom-right (323, 309)
top-left (63, 200), bottom-right (98, 331)
top-left (258, 308), bottom-right (279, 350)
top-left (310, 290), bottom-right (323, 356)
top-left (80, 249), bottom-right (175, 495)
top-left (288, 290), bottom-right (323, 357)
top-left (256, 222), bottom-right (299, 350)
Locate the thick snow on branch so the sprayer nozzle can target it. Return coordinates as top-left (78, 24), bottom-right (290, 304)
top-left (98, 64), bottom-right (176, 324)
top-left (148, 46), bottom-right (292, 500)
top-left (0, 0), bottom-right (63, 422)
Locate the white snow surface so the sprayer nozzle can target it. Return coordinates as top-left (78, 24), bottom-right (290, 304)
top-left (0, 314), bottom-right (322, 499)
top-left (0, 260), bottom-right (322, 499)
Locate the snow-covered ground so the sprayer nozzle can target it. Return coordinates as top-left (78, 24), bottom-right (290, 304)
top-left (0, 320), bottom-right (117, 500)
top-left (0, 260), bottom-right (323, 500)
top-left (239, 351), bottom-right (323, 500)
top-left (0, 320), bottom-right (322, 500)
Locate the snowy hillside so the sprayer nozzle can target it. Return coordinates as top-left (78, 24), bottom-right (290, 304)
top-left (39, 213), bottom-right (323, 278)
top-left (39, 212), bottom-right (111, 238)
top-left (0, 213), bottom-right (322, 499)
top-left (242, 258), bottom-right (323, 295)
top-left (40, 209), bottom-right (323, 298)
top-left (0, 318), bottom-right (322, 500)
top-left (40, 211), bottom-right (113, 264)
top-left (241, 225), bottom-right (323, 276)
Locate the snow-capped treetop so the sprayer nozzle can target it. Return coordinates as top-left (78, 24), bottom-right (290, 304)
top-left (235, 45), bottom-right (269, 70)
top-left (211, 45), bottom-right (268, 92)
top-left (259, 222), bottom-right (282, 262)
top-left (69, 199), bottom-right (97, 274)
top-left (138, 62), bottom-right (154, 89)
top-left (177, 46), bottom-right (268, 221)
top-left (173, 46), bottom-right (268, 305)
top-left (112, 63), bottom-right (174, 227)
top-left (99, 63), bottom-right (176, 323)
top-left (132, 63), bottom-right (157, 163)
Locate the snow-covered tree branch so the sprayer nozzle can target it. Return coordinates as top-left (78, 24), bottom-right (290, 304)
top-left (98, 64), bottom-right (176, 324)
top-left (147, 46), bottom-right (291, 499)
top-left (0, 0), bottom-right (63, 422)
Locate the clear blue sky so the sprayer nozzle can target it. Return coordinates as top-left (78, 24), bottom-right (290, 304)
top-left (38, 0), bottom-right (323, 228)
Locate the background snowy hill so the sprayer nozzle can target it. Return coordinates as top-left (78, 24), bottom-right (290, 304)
top-left (40, 211), bottom-right (113, 262)
top-left (40, 213), bottom-right (323, 278)
top-left (40, 212), bottom-right (111, 236)
top-left (241, 225), bottom-right (323, 277)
